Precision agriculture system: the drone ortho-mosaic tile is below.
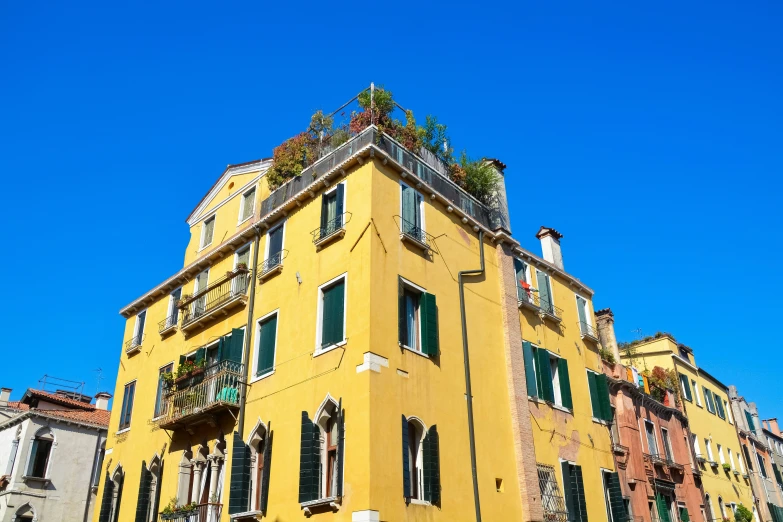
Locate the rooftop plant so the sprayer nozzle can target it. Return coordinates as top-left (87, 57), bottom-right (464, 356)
top-left (648, 366), bottom-right (680, 406)
top-left (735, 505), bottom-right (753, 522)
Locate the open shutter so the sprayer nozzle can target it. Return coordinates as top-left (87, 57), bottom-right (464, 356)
top-left (298, 412), bottom-right (320, 503)
top-left (335, 183), bottom-right (345, 227)
top-left (573, 465), bottom-right (588, 522)
top-left (336, 398), bottom-right (345, 498)
top-left (112, 473), bottom-right (124, 522)
top-left (151, 461), bottom-right (164, 521)
top-left (715, 394), bottom-right (725, 419)
top-left (423, 425), bottom-right (440, 505)
top-left (606, 472), bottom-right (627, 522)
top-left (228, 432), bottom-right (250, 514)
top-left (595, 374), bottom-right (612, 422)
top-left (135, 462), bottom-right (152, 522)
top-left (195, 347), bottom-right (206, 367)
top-left (259, 426), bottom-right (273, 515)
top-left (228, 328), bottom-right (245, 364)
top-left (320, 192), bottom-right (329, 230)
top-left (257, 315), bottom-right (277, 376)
top-left (98, 473), bottom-right (114, 522)
top-left (561, 462), bottom-right (576, 522)
top-left (680, 507), bottom-right (690, 522)
top-left (558, 358), bottom-right (573, 410)
top-left (679, 374), bottom-right (693, 402)
top-left (655, 494), bottom-right (671, 522)
top-left (745, 411), bottom-right (756, 434)
top-left (398, 281), bottom-right (406, 345)
top-left (536, 349), bottom-right (554, 403)
top-left (522, 341), bottom-right (538, 398)
top-left (401, 184), bottom-right (417, 232)
top-left (773, 463), bottom-right (782, 485)
top-left (537, 270), bottom-right (552, 310)
top-left (588, 372), bottom-right (601, 419)
top-left (402, 415), bottom-right (411, 498)
top-left (321, 282), bottom-right (345, 347)
top-left (420, 293), bottom-right (439, 356)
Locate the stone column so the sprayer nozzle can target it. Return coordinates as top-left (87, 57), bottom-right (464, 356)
top-left (208, 456), bottom-right (222, 503)
top-left (191, 461), bottom-right (204, 503)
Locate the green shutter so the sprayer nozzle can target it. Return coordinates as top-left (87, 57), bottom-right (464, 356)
top-left (257, 315), bottom-right (277, 376)
top-left (745, 411), bottom-right (756, 434)
top-left (151, 461), bottom-right (164, 520)
top-left (680, 508), bottom-right (690, 522)
top-left (335, 183), bottom-right (345, 226)
top-left (588, 372), bottom-right (601, 419)
top-left (596, 373), bottom-right (612, 422)
top-left (704, 388), bottom-right (714, 414)
top-left (558, 358), bottom-right (573, 410)
top-left (402, 416), bottom-right (411, 498)
top-left (679, 374), bottom-right (693, 402)
top-left (320, 192), bottom-right (329, 230)
top-left (195, 347), bottom-right (206, 367)
top-left (536, 349), bottom-right (555, 403)
top-left (401, 184), bottom-right (418, 232)
top-left (112, 473), bottom-right (124, 522)
top-left (134, 462), bottom-right (152, 522)
top-left (655, 494), bottom-right (671, 522)
top-left (561, 462), bottom-right (576, 522)
top-left (522, 341), bottom-right (538, 398)
top-left (420, 293), bottom-right (439, 356)
top-left (259, 428), bottom-right (273, 514)
top-left (398, 283), bottom-right (406, 346)
top-left (335, 398), bottom-right (344, 498)
top-left (227, 328), bottom-right (245, 364)
top-left (606, 472), bottom-right (627, 522)
top-left (298, 412), bottom-right (320, 502)
top-left (321, 281), bottom-right (345, 347)
top-left (228, 432), bottom-right (251, 514)
top-left (573, 465), bottom-right (588, 522)
top-left (773, 463), bottom-right (782, 485)
top-left (423, 425), bottom-right (440, 505)
top-left (98, 473), bottom-right (114, 522)
top-left (536, 270), bottom-right (552, 311)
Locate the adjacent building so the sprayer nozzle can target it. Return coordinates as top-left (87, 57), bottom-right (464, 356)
top-left (0, 387), bottom-right (110, 522)
top-left (760, 419), bottom-right (783, 522)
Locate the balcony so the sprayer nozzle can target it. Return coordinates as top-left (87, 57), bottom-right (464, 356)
top-left (179, 268), bottom-right (250, 333)
top-left (645, 453), bottom-right (667, 468)
top-left (578, 321), bottom-right (600, 342)
top-left (124, 334), bottom-right (144, 356)
top-left (257, 250), bottom-right (287, 283)
top-left (160, 503), bottom-right (222, 522)
top-left (312, 212), bottom-right (351, 250)
top-left (158, 315), bottom-right (178, 336)
top-left (155, 361), bottom-right (242, 431)
top-left (516, 288), bottom-right (563, 322)
top-left (393, 215), bottom-right (435, 253)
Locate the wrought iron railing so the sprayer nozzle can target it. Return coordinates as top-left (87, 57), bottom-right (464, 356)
top-left (158, 314), bottom-right (178, 333)
top-left (311, 212), bottom-right (352, 243)
top-left (517, 288), bottom-right (563, 319)
top-left (537, 464), bottom-right (569, 522)
top-left (645, 452), bottom-right (666, 467)
top-left (579, 321), bottom-right (599, 339)
top-left (393, 215), bottom-right (436, 251)
top-left (159, 503), bottom-right (222, 522)
top-left (157, 361), bottom-right (243, 424)
top-left (258, 250), bottom-right (288, 277)
top-left (179, 268), bottom-right (249, 326)
top-left (124, 333), bottom-right (144, 353)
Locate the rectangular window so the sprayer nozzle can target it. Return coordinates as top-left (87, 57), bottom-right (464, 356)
top-left (133, 310), bottom-right (146, 345)
top-left (717, 444), bottom-right (725, 464)
top-left (587, 371), bottom-right (612, 422)
top-left (561, 461), bottom-right (588, 522)
top-left (167, 288), bottom-right (181, 328)
top-left (645, 421), bottom-right (658, 456)
top-left (319, 183), bottom-right (345, 238)
top-left (154, 364), bottom-right (173, 418)
top-left (264, 224), bottom-right (285, 268)
top-left (529, 348), bottom-right (572, 409)
top-left (27, 437), bottom-right (53, 478)
top-left (255, 312), bottom-right (278, 377)
top-left (728, 449), bottom-right (735, 470)
top-left (119, 381), bottom-right (136, 430)
top-left (240, 187), bottom-right (256, 222)
top-left (318, 276), bottom-right (346, 350)
top-left (703, 387), bottom-right (716, 414)
top-left (398, 278), bottom-right (438, 357)
top-left (715, 393), bottom-right (726, 420)
top-left (201, 216), bottom-right (215, 248)
top-left (661, 428), bottom-right (674, 461)
top-left (514, 258), bottom-right (532, 302)
top-left (693, 381), bottom-right (702, 406)
top-left (757, 454), bottom-right (768, 478)
top-left (575, 295), bottom-right (590, 336)
top-left (725, 401), bottom-right (733, 424)
top-left (192, 269), bottom-right (209, 318)
top-left (705, 439), bottom-right (714, 461)
top-left (603, 470), bottom-right (628, 522)
top-left (739, 449), bottom-right (746, 473)
top-left (536, 270), bottom-right (555, 315)
top-left (691, 434), bottom-right (700, 457)
top-left (400, 182), bottom-right (424, 237)
top-left (679, 374), bottom-right (693, 402)
top-left (745, 411), bottom-right (756, 434)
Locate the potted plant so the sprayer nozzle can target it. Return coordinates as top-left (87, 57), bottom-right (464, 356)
top-left (236, 262), bottom-right (248, 271)
top-left (722, 463), bottom-right (731, 472)
top-left (161, 372), bottom-right (175, 389)
top-left (175, 360), bottom-right (198, 384)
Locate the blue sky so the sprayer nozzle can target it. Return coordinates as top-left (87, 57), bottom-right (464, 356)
top-left (1, 1), bottom-right (780, 414)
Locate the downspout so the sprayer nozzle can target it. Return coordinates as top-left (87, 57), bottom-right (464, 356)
top-left (83, 431), bottom-right (103, 522)
top-left (459, 230), bottom-right (485, 522)
top-left (237, 226), bottom-right (261, 437)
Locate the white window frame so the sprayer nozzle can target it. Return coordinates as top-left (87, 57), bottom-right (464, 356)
top-left (643, 420), bottom-right (658, 455)
top-left (238, 186), bottom-right (257, 225)
top-left (118, 380), bottom-right (136, 433)
top-left (718, 444), bottom-right (725, 464)
top-left (153, 362), bottom-right (174, 420)
top-left (23, 428), bottom-right (55, 480)
top-left (728, 449), bottom-right (736, 470)
top-left (691, 433), bottom-right (701, 457)
top-left (574, 294), bottom-right (591, 327)
top-left (693, 380), bottom-right (702, 407)
top-left (399, 180), bottom-right (426, 232)
top-left (405, 416), bottom-right (429, 504)
top-left (586, 369), bottom-right (604, 421)
top-left (661, 427), bottom-right (674, 460)
top-left (725, 400), bottom-right (733, 424)
top-left (251, 309), bottom-right (279, 383)
top-left (314, 273), bottom-right (348, 355)
top-left (234, 242), bottom-right (252, 268)
top-left (398, 277), bottom-right (427, 357)
top-left (263, 220), bottom-right (286, 264)
top-left (133, 310), bottom-right (147, 344)
top-left (167, 289), bottom-right (181, 327)
top-left (535, 269), bottom-right (556, 310)
top-left (705, 439), bottom-right (714, 461)
top-left (550, 356), bottom-right (562, 407)
top-left (200, 215), bottom-right (216, 250)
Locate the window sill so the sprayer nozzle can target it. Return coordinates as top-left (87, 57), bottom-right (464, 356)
top-left (116, 427), bottom-right (131, 435)
top-left (407, 498), bottom-right (431, 506)
top-left (314, 228), bottom-right (346, 250)
top-left (400, 232), bottom-right (431, 253)
top-left (592, 417), bottom-right (609, 426)
top-left (198, 242), bottom-right (213, 253)
top-left (230, 510), bottom-right (263, 521)
top-left (399, 343), bottom-right (429, 359)
top-left (236, 216), bottom-right (254, 228)
top-left (313, 341), bottom-right (347, 358)
top-left (527, 397), bottom-right (572, 415)
top-left (301, 496), bottom-right (340, 515)
top-left (250, 370), bottom-right (275, 383)
top-left (22, 476), bottom-right (50, 486)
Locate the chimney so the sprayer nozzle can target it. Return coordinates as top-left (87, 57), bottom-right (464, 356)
top-left (763, 418), bottom-right (781, 436)
top-left (484, 159), bottom-right (511, 234)
top-left (94, 392), bottom-right (112, 411)
top-left (595, 308), bottom-right (621, 363)
top-left (536, 226), bottom-right (564, 270)
top-left (0, 388), bottom-right (11, 406)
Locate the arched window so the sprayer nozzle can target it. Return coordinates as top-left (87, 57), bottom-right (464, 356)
top-left (14, 502), bottom-right (36, 522)
top-left (315, 399), bottom-right (341, 499)
top-left (177, 450), bottom-right (193, 505)
top-left (98, 464), bottom-right (124, 522)
top-left (718, 497), bottom-right (726, 520)
top-left (401, 416), bottom-right (440, 504)
top-left (705, 494), bottom-right (714, 522)
top-left (26, 428), bottom-right (54, 479)
top-left (248, 421), bottom-right (267, 512)
top-left (298, 396), bottom-right (344, 504)
top-left (147, 456), bottom-right (163, 522)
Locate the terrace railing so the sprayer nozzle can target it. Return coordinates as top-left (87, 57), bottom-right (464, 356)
top-left (157, 361), bottom-right (242, 427)
top-left (179, 268), bottom-right (249, 328)
top-left (159, 503), bottom-right (222, 522)
top-left (579, 321), bottom-right (600, 340)
top-left (311, 212), bottom-right (351, 244)
top-left (517, 287), bottom-right (563, 319)
top-left (124, 333), bottom-right (144, 354)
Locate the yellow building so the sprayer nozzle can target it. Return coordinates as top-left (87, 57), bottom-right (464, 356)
top-left (94, 93), bottom-right (616, 522)
top-left (621, 335), bottom-right (755, 521)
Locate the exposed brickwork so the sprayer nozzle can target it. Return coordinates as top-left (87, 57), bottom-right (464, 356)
top-left (496, 242), bottom-right (544, 522)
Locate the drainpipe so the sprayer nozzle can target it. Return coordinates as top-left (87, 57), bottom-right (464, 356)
top-left (459, 230), bottom-right (485, 522)
top-left (83, 432), bottom-right (103, 522)
top-left (237, 226), bottom-right (261, 437)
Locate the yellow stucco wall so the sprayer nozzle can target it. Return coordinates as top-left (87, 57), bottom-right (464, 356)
top-left (623, 338), bottom-right (754, 519)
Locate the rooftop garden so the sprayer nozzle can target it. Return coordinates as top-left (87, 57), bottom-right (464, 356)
top-left (264, 85), bottom-right (501, 205)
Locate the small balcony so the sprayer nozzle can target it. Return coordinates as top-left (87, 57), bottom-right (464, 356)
top-left (158, 314), bottom-right (178, 336)
top-left (124, 334), bottom-right (144, 356)
top-left (394, 215), bottom-right (435, 253)
top-left (155, 361), bottom-right (243, 431)
top-left (179, 268), bottom-right (250, 333)
top-left (516, 287), bottom-right (563, 322)
top-left (578, 321), bottom-right (600, 342)
top-left (160, 503), bottom-right (222, 522)
top-left (311, 212), bottom-right (351, 250)
top-left (257, 250), bottom-right (287, 283)
top-left (645, 453), bottom-right (667, 468)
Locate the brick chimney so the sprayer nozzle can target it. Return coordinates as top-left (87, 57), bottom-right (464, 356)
top-left (0, 388), bottom-right (10, 406)
top-left (483, 159), bottom-right (512, 234)
top-left (94, 392), bottom-right (112, 411)
top-left (595, 308), bottom-right (621, 363)
top-left (536, 226), bottom-right (564, 270)
top-left (763, 418), bottom-right (781, 436)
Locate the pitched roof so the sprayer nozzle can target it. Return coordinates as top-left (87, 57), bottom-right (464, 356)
top-left (0, 389), bottom-right (111, 429)
top-left (22, 389), bottom-right (96, 410)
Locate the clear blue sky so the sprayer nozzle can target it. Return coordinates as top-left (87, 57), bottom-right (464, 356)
top-left (1, 1), bottom-right (781, 414)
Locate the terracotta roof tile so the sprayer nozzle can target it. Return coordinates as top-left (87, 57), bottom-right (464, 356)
top-left (23, 389), bottom-right (96, 410)
top-left (38, 408), bottom-right (111, 427)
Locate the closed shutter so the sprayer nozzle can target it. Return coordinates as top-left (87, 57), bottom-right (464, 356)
top-left (335, 184), bottom-right (345, 227)
top-left (715, 395), bottom-right (725, 419)
top-left (298, 412), bottom-right (321, 502)
top-left (112, 473), bottom-right (124, 522)
top-left (401, 184), bottom-right (418, 232)
top-left (321, 281), bottom-right (345, 347)
top-left (229, 432), bottom-right (251, 514)
top-left (704, 388), bottom-right (714, 413)
top-left (745, 411), bottom-right (756, 434)
top-left (768, 503), bottom-right (778, 522)
top-left (402, 416), bottom-right (411, 498)
top-left (259, 427), bottom-right (273, 514)
top-left (679, 374), bottom-right (693, 402)
top-left (588, 372), bottom-right (602, 420)
top-left (596, 373), bottom-right (612, 422)
top-left (743, 445), bottom-right (754, 471)
top-left (606, 472), bottom-right (627, 522)
top-left (336, 399), bottom-right (345, 498)
top-left (423, 425), bottom-right (440, 505)
top-left (561, 462), bottom-right (576, 522)
top-left (558, 358), bottom-right (573, 410)
top-left (98, 473), bottom-right (114, 522)
top-left (134, 462), bottom-right (152, 522)
top-left (226, 329), bottom-right (245, 364)
top-left (420, 293), bottom-right (439, 356)
top-left (573, 465), bottom-right (588, 522)
top-left (772, 463), bottom-right (782, 485)
top-left (655, 494), bottom-right (672, 522)
top-left (257, 315), bottom-right (277, 376)
top-left (680, 507), bottom-right (690, 522)
top-left (537, 270), bottom-right (552, 311)
top-left (536, 349), bottom-right (555, 403)
top-left (523, 341), bottom-right (538, 398)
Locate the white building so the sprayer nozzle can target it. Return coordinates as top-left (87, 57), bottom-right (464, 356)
top-left (0, 388), bottom-right (110, 522)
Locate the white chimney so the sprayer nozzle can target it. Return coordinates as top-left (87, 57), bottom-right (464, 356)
top-left (94, 392), bottom-right (112, 411)
top-left (536, 226), bottom-right (564, 270)
top-left (0, 388), bottom-right (11, 406)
